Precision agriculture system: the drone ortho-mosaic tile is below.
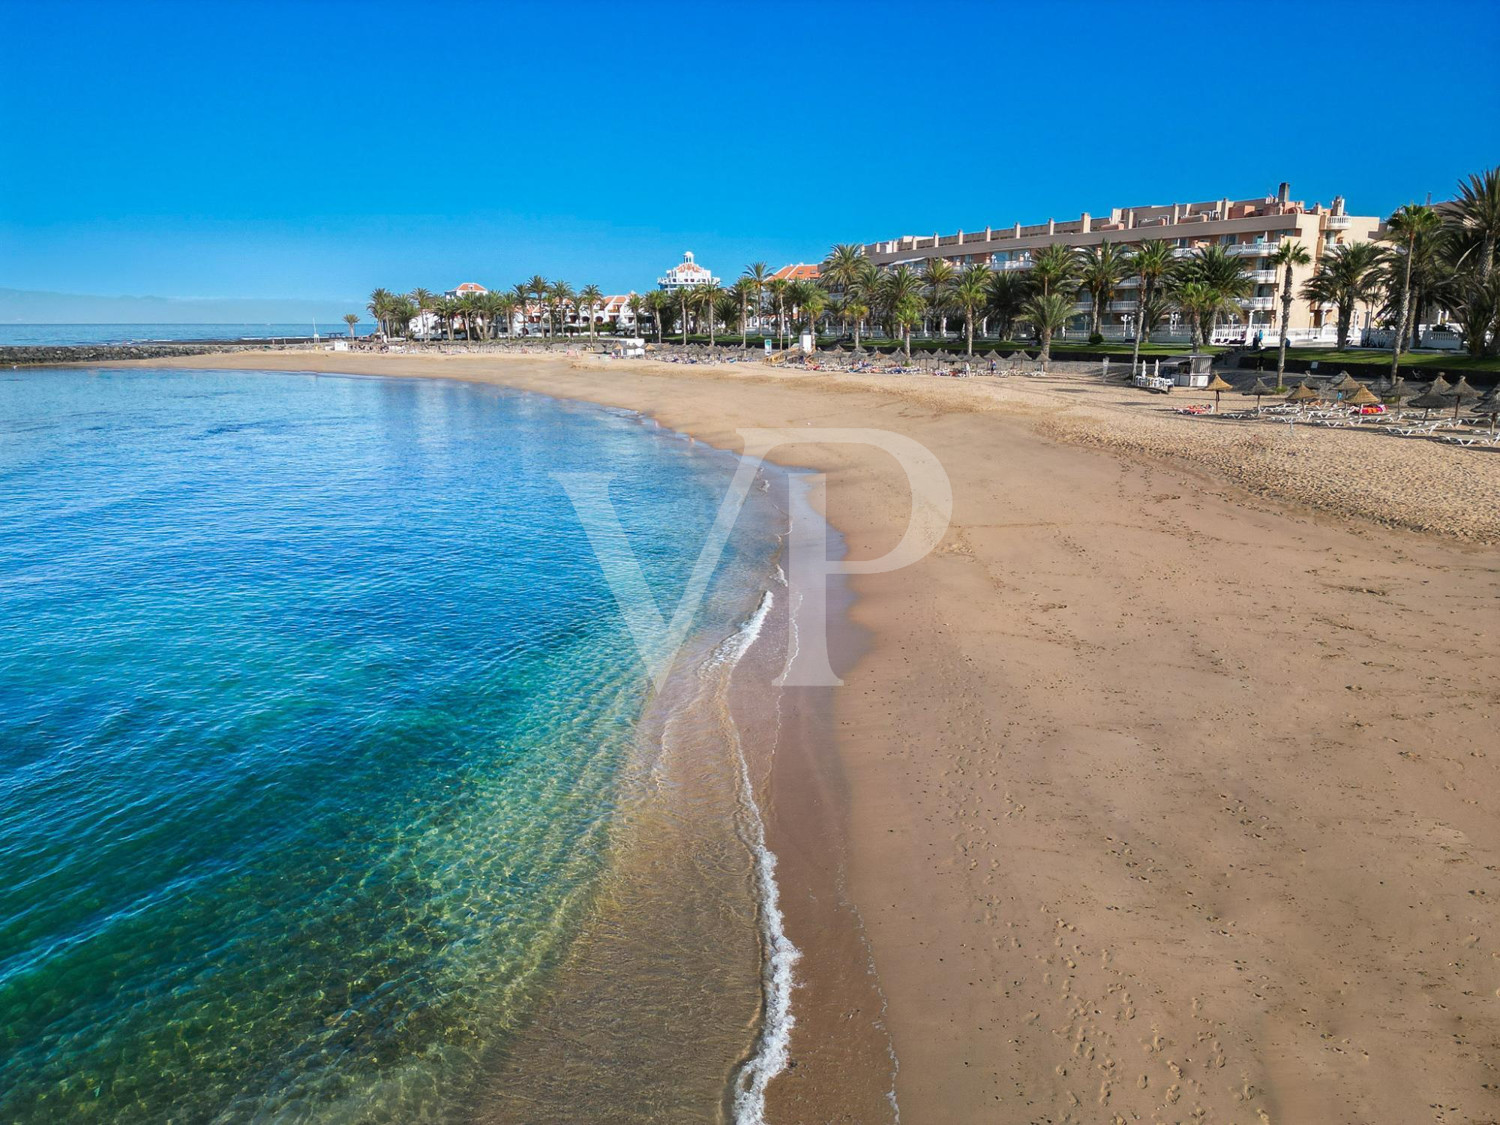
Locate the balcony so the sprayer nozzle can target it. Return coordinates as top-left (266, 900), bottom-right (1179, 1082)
top-left (1325, 215), bottom-right (1353, 230)
top-left (1108, 299), bottom-right (1139, 311)
top-left (1229, 241), bottom-right (1280, 257)
top-left (996, 259), bottom-right (1033, 271)
top-left (1249, 269), bottom-right (1277, 283)
top-left (1240, 296), bottom-right (1276, 311)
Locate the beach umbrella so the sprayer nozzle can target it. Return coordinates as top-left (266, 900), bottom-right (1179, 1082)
top-left (1446, 375), bottom-right (1481, 419)
top-left (1333, 371), bottom-right (1362, 393)
top-left (1469, 388), bottom-right (1500, 432)
top-left (1205, 372), bottom-right (1233, 411)
top-left (1287, 381), bottom-right (1320, 403)
top-left (1346, 384), bottom-right (1381, 408)
top-left (1426, 372), bottom-right (1454, 396)
top-left (1406, 386), bottom-right (1451, 419)
top-left (1242, 377), bottom-right (1277, 410)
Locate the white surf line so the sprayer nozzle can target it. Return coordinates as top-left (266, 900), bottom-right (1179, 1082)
top-left (706, 591), bottom-right (800, 1125)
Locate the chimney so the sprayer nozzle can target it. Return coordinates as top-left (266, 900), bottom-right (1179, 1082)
top-left (1081, 211), bottom-right (1091, 233)
top-left (1277, 182), bottom-right (1290, 204)
top-left (1125, 208), bottom-right (1135, 229)
top-left (1047, 218), bottom-right (1056, 235)
top-left (1171, 203), bottom-right (1182, 224)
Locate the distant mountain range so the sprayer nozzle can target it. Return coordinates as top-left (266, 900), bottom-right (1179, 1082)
top-left (0, 287), bottom-right (363, 324)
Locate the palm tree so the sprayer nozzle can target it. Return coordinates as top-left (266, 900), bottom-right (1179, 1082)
top-left (698, 280), bottom-right (723, 345)
top-left (408, 288), bottom-right (436, 340)
top-left (436, 296), bottom-right (458, 342)
top-left (1383, 203), bottom-right (1441, 376)
top-left (1301, 241), bottom-right (1380, 351)
top-left (389, 296), bottom-right (416, 339)
top-left (495, 294), bottom-right (519, 338)
top-left (1268, 240), bottom-right (1311, 385)
top-left (512, 283), bottom-right (534, 335)
top-left (548, 280), bottom-right (575, 338)
top-left (576, 284), bottom-right (603, 340)
top-left (1451, 165), bottom-right (1500, 285)
top-left (878, 266), bottom-right (925, 360)
top-left (1021, 292), bottom-right (1073, 371)
top-left (1176, 245), bottom-right (1253, 343)
top-left (715, 290), bottom-right (741, 343)
top-left (742, 262), bottom-right (771, 338)
top-left (343, 313), bottom-right (359, 338)
top-left (766, 279), bottom-right (791, 348)
top-left (922, 258), bottom-right (957, 338)
top-left (677, 285), bottom-right (693, 345)
top-left (626, 293), bottom-right (644, 339)
top-left (953, 265), bottom-right (990, 356)
top-left (643, 290), bottom-right (669, 343)
top-left (848, 258), bottom-right (878, 346)
top-left (731, 277), bottom-right (757, 348)
top-left (1029, 244), bottom-right (1079, 299)
top-left (1171, 280), bottom-right (1234, 352)
top-left (1078, 241), bottom-right (1129, 339)
top-left (367, 288), bottom-right (393, 338)
top-left (795, 281), bottom-right (828, 343)
top-left (1443, 166), bottom-right (1500, 357)
top-left (985, 271), bottom-right (1029, 343)
top-left (1126, 240), bottom-right (1175, 374)
top-left (821, 243), bottom-right (865, 296)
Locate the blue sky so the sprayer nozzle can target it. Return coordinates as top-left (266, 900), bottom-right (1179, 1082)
top-left (2, 0), bottom-right (1497, 309)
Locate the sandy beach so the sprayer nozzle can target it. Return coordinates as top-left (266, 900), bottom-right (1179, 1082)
top-left (120, 350), bottom-right (1498, 1123)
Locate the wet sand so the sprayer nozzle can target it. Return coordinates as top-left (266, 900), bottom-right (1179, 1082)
top-left (117, 351), bottom-right (1499, 1124)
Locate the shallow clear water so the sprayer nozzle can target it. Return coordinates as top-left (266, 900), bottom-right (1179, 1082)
top-left (0, 368), bottom-right (780, 1122)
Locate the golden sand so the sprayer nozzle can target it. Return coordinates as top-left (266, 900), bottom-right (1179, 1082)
top-left (118, 351), bottom-right (1500, 1123)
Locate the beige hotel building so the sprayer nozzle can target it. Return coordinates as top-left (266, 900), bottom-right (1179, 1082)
top-left (863, 183), bottom-right (1383, 341)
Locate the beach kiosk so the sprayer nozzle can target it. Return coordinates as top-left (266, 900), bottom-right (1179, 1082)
top-left (1133, 353), bottom-right (1213, 393)
top-left (621, 337), bottom-right (646, 358)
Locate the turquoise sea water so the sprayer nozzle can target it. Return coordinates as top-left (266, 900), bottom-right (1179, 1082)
top-left (0, 368), bottom-right (780, 1121)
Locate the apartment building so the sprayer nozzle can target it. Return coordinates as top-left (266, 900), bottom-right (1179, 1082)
top-left (863, 184), bottom-right (1382, 338)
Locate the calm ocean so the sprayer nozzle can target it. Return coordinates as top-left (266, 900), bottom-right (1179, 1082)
top-left (0, 368), bottom-right (788, 1122)
top-left (0, 324), bottom-right (376, 346)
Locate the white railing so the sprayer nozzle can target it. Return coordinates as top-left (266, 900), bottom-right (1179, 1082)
top-left (1108, 299), bottom-right (1139, 311)
top-left (1325, 215), bottom-right (1353, 230)
top-left (1241, 296), bottom-right (1276, 311)
top-left (1249, 269), bottom-right (1277, 283)
top-left (1229, 241), bottom-right (1281, 257)
top-left (995, 259), bottom-right (1032, 271)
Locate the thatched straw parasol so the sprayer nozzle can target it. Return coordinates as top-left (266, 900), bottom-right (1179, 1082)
top-left (1469, 387), bottom-right (1500, 432)
top-left (1205, 372), bottom-right (1233, 411)
top-left (1287, 379), bottom-right (1321, 403)
top-left (1446, 375), bottom-right (1482, 419)
top-left (1406, 385), bottom-right (1452, 419)
top-left (1243, 377), bottom-right (1277, 410)
top-left (1346, 384), bottom-right (1381, 408)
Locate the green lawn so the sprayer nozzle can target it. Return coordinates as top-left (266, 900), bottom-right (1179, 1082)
top-left (1248, 347), bottom-right (1500, 373)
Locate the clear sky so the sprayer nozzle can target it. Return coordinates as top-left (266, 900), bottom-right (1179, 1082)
top-left (2, 0), bottom-right (1497, 309)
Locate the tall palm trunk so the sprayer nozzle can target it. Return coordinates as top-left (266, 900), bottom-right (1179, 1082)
top-left (966, 312), bottom-right (975, 355)
top-left (1089, 288), bottom-right (1102, 338)
top-left (1129, 280), bottom-right (1148, 376)
top-left (1276, 263), bottom-right (1294, 387)
top-left (680, 292), bottom-right (689, 345)
top-left (1039, 328), bottom-right (1052, 371)
top-left (1391, 246), bottom-right (1414, 378)
top-left (741, 295), bottom-right (748, 349)
top-left (854, 318), bottom-right (861, 350)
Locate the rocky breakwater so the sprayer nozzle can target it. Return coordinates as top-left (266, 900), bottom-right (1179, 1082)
top-left (0, 343), bottom-right (301, 367)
